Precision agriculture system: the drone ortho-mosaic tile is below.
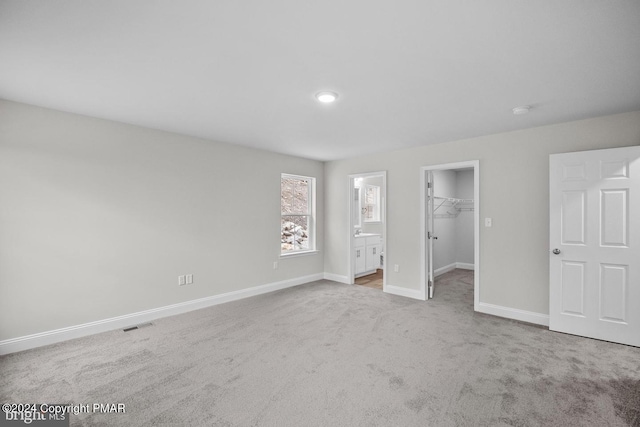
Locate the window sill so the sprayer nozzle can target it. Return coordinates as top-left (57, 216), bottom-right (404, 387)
top-left (280, 250), bottom-right (319, 259)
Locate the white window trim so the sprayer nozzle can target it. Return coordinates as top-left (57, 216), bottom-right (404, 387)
top-left (281, 173), bottom-right (316, 255)
top-left (280, 249), bottom-right (319, 258)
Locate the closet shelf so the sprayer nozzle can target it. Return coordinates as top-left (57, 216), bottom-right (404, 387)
top-left (432, 196), bottom-right (474, 218)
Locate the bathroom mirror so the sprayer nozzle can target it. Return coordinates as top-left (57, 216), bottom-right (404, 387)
top-left (363, 185), bottom-right (381, 223)
top-left (353, 186), bottom-right (362, 229)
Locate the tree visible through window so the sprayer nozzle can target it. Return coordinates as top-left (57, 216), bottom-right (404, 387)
top-left (281, 174), bottom-right (315, 253)
top-left (364, 185), bottom-right (380, 222)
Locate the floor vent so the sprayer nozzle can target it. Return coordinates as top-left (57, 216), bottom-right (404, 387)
top-left (123, 322), bottom-right (154, 332)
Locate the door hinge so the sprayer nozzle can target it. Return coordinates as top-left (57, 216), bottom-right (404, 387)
top-left (427, 182), bottom-right (432, 188)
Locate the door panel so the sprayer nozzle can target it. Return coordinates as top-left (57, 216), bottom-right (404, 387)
top-left (600, 159), bottom-right (628, 179)
top-left (562, 161), bottom-right (587, 181)
top-left (354, 244), bottom-right (365, 275)
top-left (561, 191), bottom-right (586, 245)
top-left (561, 261), bottom-right (586, 316)
top-left (599, 264), bottom-right (627, 323)
top-left (550, 146), bottom-right (640, 347)
top-left (366, 246), bottom-right (375, 271)
top-left (600, 189), bottom-right (628, 246)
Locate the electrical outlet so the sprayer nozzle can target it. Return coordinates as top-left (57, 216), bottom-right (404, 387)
top-left (273, 261), bottom-right (278, 270)
top-left (394, 264), bottom-right (399, 273)
top-left (485, 217), bottom-right (492, 227)
top-left (186, 274), bottom-right (193, 284)
top-left (178, 275), bottom-right (186, 286)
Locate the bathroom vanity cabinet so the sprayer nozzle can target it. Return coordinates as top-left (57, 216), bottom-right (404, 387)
top-left (354, 234), bottom-right (381, 277)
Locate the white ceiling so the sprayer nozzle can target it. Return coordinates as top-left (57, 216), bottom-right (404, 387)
top-left (1, 1), bottom-right (639, 161)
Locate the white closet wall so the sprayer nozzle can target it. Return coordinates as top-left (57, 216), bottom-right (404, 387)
top-left (432, 169), bottom-right (474, 273)
top-left (455, 170), bottom-right (474, 265)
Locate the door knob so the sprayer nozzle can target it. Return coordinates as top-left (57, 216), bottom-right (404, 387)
top-left (552, 248), bottom-right (561, 255)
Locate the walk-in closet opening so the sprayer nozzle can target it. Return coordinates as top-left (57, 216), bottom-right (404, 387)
top-left (421, 161), bottom-right (480, 307)
top-left (348, 172), bottom-right (387, 291)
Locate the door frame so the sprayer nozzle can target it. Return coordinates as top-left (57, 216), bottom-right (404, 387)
top-left (419, 161), bottom-right (480, 306)
top-left (347, 171), bottom-right (387, 289)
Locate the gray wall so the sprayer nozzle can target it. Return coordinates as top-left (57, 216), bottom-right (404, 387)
top-left (455, 170), bottom-right (474, 265)
top-left (0, 100), bottom-right (324, 341)
top-left (324, 111), bottom-right (640, 315)
top-left (3, 98), bottom-right (639, 340)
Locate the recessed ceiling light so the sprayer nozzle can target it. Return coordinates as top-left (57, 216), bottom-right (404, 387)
top-left (512, 105), bottom-right (531, 115)
top-left (316, 91), bottom-right (338, 103)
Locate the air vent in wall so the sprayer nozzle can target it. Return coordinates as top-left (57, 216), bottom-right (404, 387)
top-left (123, 322), bottom-right (154, 332)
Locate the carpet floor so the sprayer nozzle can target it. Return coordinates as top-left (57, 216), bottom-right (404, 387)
top-left (1, 270), bottom-right (639, 426)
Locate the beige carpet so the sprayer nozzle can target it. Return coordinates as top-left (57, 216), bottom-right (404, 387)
top-left (1, 270), bottom-right (639, 426)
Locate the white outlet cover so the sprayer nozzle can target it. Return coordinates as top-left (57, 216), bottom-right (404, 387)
top-left (178, 275), bottom-right (186, 286)
top-left (485, 218), bottom-right (492, 227)
top-left (186, 274), bottom-right (193, 284)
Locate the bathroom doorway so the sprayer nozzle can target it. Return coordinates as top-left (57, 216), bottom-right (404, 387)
top-left (348, 171), bottom-right (387, 291)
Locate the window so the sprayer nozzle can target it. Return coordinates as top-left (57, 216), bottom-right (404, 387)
top-left (363, 185), bottom-right (381, 222)
top-left (281, 174), bottom-right (315, 254)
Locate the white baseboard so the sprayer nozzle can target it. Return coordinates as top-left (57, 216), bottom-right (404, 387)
top-left (435, 262), bottom-right (475, 277)
top-left (434, 263), bottom-right (456, 277)
top-left (323, 272), bottom-right (350, 284)
top-left (476, 302), bottom-right (549, 326)
top-left (456, 262), bottom-right (475, 270)
top-left (384, 284), bottom-right (424, 301)
top-left (0, 273), bottom-right (324, 355)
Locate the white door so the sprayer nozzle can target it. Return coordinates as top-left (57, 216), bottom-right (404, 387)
top-left (426, 171), bottom-right (435, 299)
top-left (549, 146), bottom-right (640, 347)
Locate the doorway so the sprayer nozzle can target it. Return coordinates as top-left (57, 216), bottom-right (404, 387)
top-left (420, 161), bottom-right (480, 307)
top-left (348, 172), bottom-right (387, 291)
